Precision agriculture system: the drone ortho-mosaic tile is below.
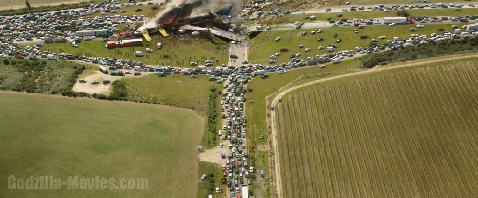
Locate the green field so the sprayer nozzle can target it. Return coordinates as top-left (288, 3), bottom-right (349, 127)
top-left (36, 36), bottom-right (229, 67)
top-left (275, 60), bottom-right (478, 197)
top-left (250, 23), bottom-right (457, 64)
top-left (270, 8), bottom-right (478, 25)
top-left (120, 74), bottom-right (222, 147)
top-left (0, 92), bottom-right (204, 197)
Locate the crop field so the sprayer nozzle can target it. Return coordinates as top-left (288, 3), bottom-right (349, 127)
top-left (0, 92), bottom-right (204, 197)
top-left (271, 8), bottom-right (478, 25)
top-left (275, 60), bottom-right (478, 197)
top-left (34, 36), bottom-right (229, 66)
top-left (250, 23), bottom-right (450, 64)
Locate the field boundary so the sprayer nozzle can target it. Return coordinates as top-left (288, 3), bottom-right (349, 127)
top-left (265, 53), bottom-right (478, 198)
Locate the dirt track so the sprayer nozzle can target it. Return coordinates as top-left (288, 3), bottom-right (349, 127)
top-left (266, 53), bottom-right (478, 198)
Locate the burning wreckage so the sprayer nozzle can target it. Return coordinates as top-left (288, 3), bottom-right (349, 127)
top-left (133, 1), bottom-right (243, 40)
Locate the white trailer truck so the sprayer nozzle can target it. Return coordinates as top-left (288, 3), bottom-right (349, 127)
top-left (242, 185), bottom-right (249, 198)
top-left (383, 17), bottom-right (409, 24)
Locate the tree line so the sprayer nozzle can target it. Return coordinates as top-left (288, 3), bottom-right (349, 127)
top-left (359, 36), bottom-right (478, 68)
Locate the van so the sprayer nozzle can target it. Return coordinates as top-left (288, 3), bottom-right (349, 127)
top-left (135, 51), bottom-right (144, 57)
top-left (326, 47), bottom-right (334, 52)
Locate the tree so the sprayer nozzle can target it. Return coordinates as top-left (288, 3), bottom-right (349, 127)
top-left (397, 10), bottom-right (410, 17)
top-left (25, 0), bottom-right (32, 10)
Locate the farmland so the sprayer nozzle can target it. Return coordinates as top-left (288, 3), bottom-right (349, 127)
top-left (0, 92), bottom-right (204, 197)
top-left (275, 59), bottom-right (478, 197)
top-left (249, 23), bottom-right (452, 64)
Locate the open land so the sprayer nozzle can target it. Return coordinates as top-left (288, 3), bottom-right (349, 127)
top-left (249, 23), bottom-right (454, 64)
top-left (271, 8), bottom-right (478, 25)
top-left (273, 57), bottom-right (478, 197)
top-left (34, 36), bottom-right (229, 67)
top-left (0, 91), bottom-right (204, 197)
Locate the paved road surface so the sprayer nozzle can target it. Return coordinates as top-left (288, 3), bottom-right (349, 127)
top-left (228, 42), bottom-right (248, 67)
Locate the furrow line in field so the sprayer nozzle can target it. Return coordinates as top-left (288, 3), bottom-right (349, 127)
top-left (292, 94), bottom-right (307, 198)
top-left (302, 90), bottom-right (321, 196)
top-left (405, 69), bottom-right (439, 196)
top-left (342, 80), bottom-right (369, 198)
top-left (276, 98), bottom-right (291, 198)
top-left (295, 92), bottom-right (315, 197)
top-left (289, 94), bottom-right (303, 198)
top-left (402, 70), bottom-right (449, 196)
top-left (352, 79), bottom-right (381, 196)
top-left (430, 66), bottom-right (478, 196)
top-left (355, 79), bottom-right (388, 196)
top-left (284, 97), bottom-right (297, 196)
top-left (321, 86), bottom-right (340, 197)
top-left (371, 75), bottom-right (405, 196)
top-left (326, 85), bottom-right (350, 197)
top-left (408, 71), bottom-right (448, 194)
top-left (415, 68), bottom-right (466, 196)
top-left (372, 74), bottom-right (407, 197)
top-left (330, 83), bottom-right (354, 197)
top-left (335, 82), bottom-right (357, 197)
top-left (335, 81), bottom-right (360, 197)
top-left (459, 63), bottom-right (478, 111)
top-left (376, 74), bottom-right (418, 197)
top-left (439, 65), bottom-right (478, 167)
top-left (391, 71), bottom-right (445, 196)
top-left (380, 73), bottom-right (425, 196)
top-left (360, 77), bottom-right (396, 196)
top-left (443, 65), bottom-right (478, 190)
top-left (311, 88), bottom-right (332, 197)
top-left (454, 63), bottom-right (478, 124)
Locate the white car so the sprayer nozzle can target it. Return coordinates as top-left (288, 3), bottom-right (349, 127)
top-left (416, 24), bottom-right (424, 28)
top-left (389, 23), bottom-right (396, 26)
top-left (220, 143), bottom-right (223, 148)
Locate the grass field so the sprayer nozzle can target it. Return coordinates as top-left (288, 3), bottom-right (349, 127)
top-left (120, 74), bottom-right (222, 148)
top-left (0, 92), bottom-right (204, 197)
top-left (36, 36), bottom-right (229, 67)
top-left (270, 8), bottom-right (478, 25)
top-left (197, 162), bottom-right (224, 198)
top-left (275, 59), bottom-right (478, 197)
top-left (250, 23), bottom-right (456, 64)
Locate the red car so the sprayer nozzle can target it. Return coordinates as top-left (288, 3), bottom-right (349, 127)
top-left (240, 178), bottom-right (243, 184)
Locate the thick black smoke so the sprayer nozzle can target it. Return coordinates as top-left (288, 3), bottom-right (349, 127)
top-left (144, 0), bottom-right (236, 28)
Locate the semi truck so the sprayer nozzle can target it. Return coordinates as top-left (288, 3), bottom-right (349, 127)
top-left (105, 39), bottom-right (143, 48)
top-left (383, 17), bottom-right (415, 24)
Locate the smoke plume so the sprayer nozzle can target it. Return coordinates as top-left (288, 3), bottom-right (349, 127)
top-left (144, 0), bottom-right (237, 28)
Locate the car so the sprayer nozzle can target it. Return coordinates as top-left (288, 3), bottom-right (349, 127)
top-left (215, 187), bottom-right (221, 193)
top-left (320, 65), bottom-right (326, 68)
top-left (240, 178), bottom-right (243, 184)
top-left (260, 134), bottom-right (264, 139)
top-left (220, 143), bottom-right (223, 148)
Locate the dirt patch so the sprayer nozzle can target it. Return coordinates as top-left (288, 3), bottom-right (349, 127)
top-left (257, 144), bottom-right (270, 151)
top-left (72, 70), bottom-right (143, 94)
top-left (198, 145), bottom-right (225, 165)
